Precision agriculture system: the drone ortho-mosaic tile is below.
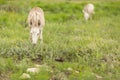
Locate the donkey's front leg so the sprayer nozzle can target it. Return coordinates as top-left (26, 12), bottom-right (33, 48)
top-left (40, 28), bottom-right (43, 44)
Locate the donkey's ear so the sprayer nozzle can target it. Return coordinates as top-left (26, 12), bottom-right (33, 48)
top-left (38, 20), bottom-right (41, 26)
top-left (30, 20), bottom-right (32, 25)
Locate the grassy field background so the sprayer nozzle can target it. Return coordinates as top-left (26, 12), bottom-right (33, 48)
top-left (0, 0), bottom-right (120, 80)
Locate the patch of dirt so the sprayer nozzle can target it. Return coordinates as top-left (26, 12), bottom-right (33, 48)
top-left (0, 73), bottom-right (10, 80)
top-left (31, 54), bottom-right (43, 64)
top-left (49, 72), bottom-right (68, 80)
top-left (55, 57), bottom-right (65, 62)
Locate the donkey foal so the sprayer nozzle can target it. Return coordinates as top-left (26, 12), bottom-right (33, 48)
top-left (27, 7), bottom-right (45, 45)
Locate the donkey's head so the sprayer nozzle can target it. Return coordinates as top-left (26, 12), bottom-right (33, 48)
top-left (30, 27), bottom-right (40, 44)
top-left (83, 10), bottom-right (89, 21)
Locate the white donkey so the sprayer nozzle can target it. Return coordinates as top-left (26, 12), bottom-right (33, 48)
top-left (28, 7), bottom-right (45, 44)
top-left (82, 4), bottom-right (95, 21)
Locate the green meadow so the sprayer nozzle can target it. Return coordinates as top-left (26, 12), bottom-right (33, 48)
top-left (0, 0), bottom-right (120, 80)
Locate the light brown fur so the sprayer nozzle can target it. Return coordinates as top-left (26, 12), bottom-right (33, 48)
top-left (83, 4), bottom-right (95, 20)
top-left (27, 7), bottom-right (45, 44)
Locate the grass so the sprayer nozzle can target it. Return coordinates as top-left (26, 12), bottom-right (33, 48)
top-left (0, 0), bottom-right (120, 80)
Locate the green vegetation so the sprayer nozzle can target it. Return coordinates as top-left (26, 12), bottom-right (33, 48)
top-left (0, 0), bottom-right (120, 80)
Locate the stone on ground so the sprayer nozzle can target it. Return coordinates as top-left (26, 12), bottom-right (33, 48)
top-left (20, 73), bottom-right (31, 79)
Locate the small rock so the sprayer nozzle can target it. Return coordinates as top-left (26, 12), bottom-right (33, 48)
top-left (92, 73), bottom-right (103, 79)
top-left (20, 73), bottom-right (31, 79)
top-left (67, 67), bottom-right (73, 71)
top-left (95, 74), bottom-right (103, 79)
top-left (35, 64), bottom-right (42, 68)
top-left (26, 68), bottom-right (39, 74)
top-left (75, 70), bottom-right (79, 74)
top-left (50, 70), bottom-right (53, 73)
